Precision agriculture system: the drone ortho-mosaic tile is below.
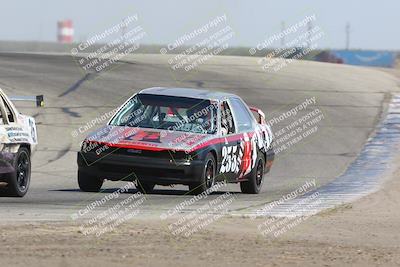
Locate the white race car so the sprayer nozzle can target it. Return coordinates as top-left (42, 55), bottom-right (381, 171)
top-left (0, 88), bottom-right (42, 197)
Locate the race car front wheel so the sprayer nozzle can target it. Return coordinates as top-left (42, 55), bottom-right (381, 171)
top-left (78, 170), bottom-right (103, 192)
top-left (2, 147), bottom-right (31, 197)
top-left (240, 154), bottom-right (265, 194)
top-left (189, 153), bottom-right (216, 195)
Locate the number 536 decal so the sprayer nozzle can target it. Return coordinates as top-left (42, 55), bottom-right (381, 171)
top-left (220, 145), bottom-right (241, 173)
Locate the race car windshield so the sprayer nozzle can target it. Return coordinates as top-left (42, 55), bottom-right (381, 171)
top-left (110, 94), bottom-right (218, 134)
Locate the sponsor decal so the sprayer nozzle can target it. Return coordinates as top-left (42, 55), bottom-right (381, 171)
top-left (220, 144), bottom-right (240, 173)
top-left (240, 133), bottom-right (252, 177)
top-left (28, 118), bottom-right (37, 143)
top-left (125, 130), bottom-right (161, 143)
top-left (5, 126), bottom-right (29, 143)
top-left (219, 130), bottom-right (271, 177)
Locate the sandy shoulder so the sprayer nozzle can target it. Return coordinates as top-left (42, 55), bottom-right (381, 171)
top-left (0, 159), bottom-right (399, 267)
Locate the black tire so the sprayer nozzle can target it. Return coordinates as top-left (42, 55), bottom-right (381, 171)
top-left (189, 153), bottom-right (216, 195)
top-left (136, 180), bottom-right (155, 194)
top-left (78, 170), bottom-right (103, 192)
top-left (240, 154), bottom-right (265, 194)
top-left (2, 147), bottom-right (31, 197)
top-left (265, 144), bottom-right (275, 174)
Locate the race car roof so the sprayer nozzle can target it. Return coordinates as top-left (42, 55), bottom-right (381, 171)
top-left (139, 87), bottom-right (237, 101)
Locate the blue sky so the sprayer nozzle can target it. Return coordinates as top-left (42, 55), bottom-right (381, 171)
top-left (0, 0), bottom-right (398, 50)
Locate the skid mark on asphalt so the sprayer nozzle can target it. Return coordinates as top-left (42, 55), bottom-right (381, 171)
top-left (58, 73), bottom-right (95, 97)
top-left (61, 107), bottom-right (81, 118)
top-left (35, 147), bottom-right (73, 168)
top-left (239, 94), bottom-right (400, 218)
top-left (188, 80), bottom-right (205, 88)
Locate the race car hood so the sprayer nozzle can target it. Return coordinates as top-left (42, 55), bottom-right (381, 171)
top-left (85, 125), bottom-right (213, 152)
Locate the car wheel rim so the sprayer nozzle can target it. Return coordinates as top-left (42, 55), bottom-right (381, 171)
top-left (16, 152), bottom-right (30, 191)
top-left (205, 160), bottom-right (215, 189)
top-left (255, 159), bottom-right (264, 187)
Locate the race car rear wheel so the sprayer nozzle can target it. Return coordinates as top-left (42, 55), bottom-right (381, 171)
top-left (2, 147), bottom-right (31, 197)
top-left (78, 170), bottom-right (103, 192)
top-left (189, 153), bottom-right (216, 195)
top-left (136, 180), bottom-right (155, 194)
top-left (240, 154), bottom-right (265, 194)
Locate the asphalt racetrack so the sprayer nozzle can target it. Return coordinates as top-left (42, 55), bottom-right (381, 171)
top-left (0, 52), bottom-right (398, 221)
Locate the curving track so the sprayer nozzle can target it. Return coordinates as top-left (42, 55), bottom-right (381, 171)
top-left (0, 52), bottom-right (398, 221)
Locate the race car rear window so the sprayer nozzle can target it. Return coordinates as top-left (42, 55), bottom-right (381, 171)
top-left (110, 94), bottom-right (218, 134)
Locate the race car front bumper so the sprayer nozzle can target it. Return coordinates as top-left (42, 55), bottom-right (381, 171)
top-left (77, 151), bottom-right (205, 185)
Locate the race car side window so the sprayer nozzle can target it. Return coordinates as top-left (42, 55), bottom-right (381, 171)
top-left (0, 96), bottom-right (14, 123)
top-left (230, 98), bottom-right (254, 132)
top-left (221, 101), bottom-right (235, 135)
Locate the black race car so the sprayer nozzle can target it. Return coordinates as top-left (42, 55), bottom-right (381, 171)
top-left (77, 87), bottom-right (274, 194)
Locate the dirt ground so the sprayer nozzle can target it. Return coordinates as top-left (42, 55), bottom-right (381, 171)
top-left (0, 158), bottom-right (399, 267)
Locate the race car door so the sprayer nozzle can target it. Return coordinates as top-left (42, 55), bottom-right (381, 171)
top-left (219, 100), bottom-right (243, 182)
top-left (229, 97), bottom-right (258, 180)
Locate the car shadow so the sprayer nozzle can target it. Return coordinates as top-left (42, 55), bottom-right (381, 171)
top-left (51, 188), bottom-right (238, 196)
